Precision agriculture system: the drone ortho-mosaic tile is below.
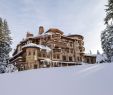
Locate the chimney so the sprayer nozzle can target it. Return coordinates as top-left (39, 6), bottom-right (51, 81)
top-left (26, 32), bottom-right (33, 38)
top-left (39, 26), bottom-right (44, 35)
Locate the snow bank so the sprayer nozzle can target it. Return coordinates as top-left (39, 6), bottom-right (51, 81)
top-left (0, 63), bottom-right (113, 95)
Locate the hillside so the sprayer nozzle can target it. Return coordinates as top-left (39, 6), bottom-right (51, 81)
top-left (0, 63), bottom-right (113, 95)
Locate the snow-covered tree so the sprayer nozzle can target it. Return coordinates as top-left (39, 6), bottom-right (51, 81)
top-left (0, 18), bottom-right (12, 73)
top-left (0, 64), bottom-right (6, 73)
top-left (89, 50), bottom-right (92, 54)
top-left (104, 0), bottom-right (113, 25)
top-left (96, 50), bottom-right (107, 63)
top-left (5, 64), bottom-right (18, 73)
top-left (0, 18), bottom-right (12, 63)
top-left (0, 64), bottom-right (18, 74)
top-left (97, 50), bottom-right (100, 55)
top-left (101, 25), bottom-right (113, 62)
top-left (101, 0), bottom-right (113, 62)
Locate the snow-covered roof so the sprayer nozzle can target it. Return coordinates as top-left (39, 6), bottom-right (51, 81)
top-left (37, 44), bottom-right (51, 52)
top-left (85, 53), bottom-right (96, 57)
top-left (22, 43), bottom-right (51, 52)
top-left (9, 51), bottom-right (23, 61)
top-left (22, 43), bottom-right (40, 48)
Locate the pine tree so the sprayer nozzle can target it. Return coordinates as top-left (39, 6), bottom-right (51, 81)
top-left (89, 50), bottom-right (92, 54)
top-left (101, 0), bottom-right (113, 62)
top-left (0, 18), bottom-right (12, 63)
top-left (3, 20), bottom-right (12, 60)
top-left (97, 50), bottom-right (100, 55)
top-left (101, 25), bottom-right (113, 62)
top-left (0, 18), bottom-right (12, 73)
top-left (104, 0), bottom-right (113, 25)
top-left (0, 18), bottom-right (4, 62)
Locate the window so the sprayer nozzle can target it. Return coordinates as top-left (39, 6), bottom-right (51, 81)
top-left (77, 57), bottom-right (80, 61)
top-left (62, 56), bottom-right (66, 61)
top-left (28, 51), bottom-right (31, 56)
top-left (70, 42), bottom-right (73, 47)
top-left (70, 49), bottom-right (73, 53)
top-left (67, 49), bottom-right (69, 53)
top-left (33, 51), bottom-right (35, 55)
top-left (91, 58), bottom-right (94, 63)
top-left (38, 53), bottom-right (41, 57)
top-left (43, 54), bottom-right (46, 57)
top-left (53, 54), bottom-right (56, 58)
top-left (69, 56), bottom-right (73, 61)
top-left (57, 54), bottom-right (60, 59)
top-left (34, 64), bottom-right (37, 69)
top-left (66, 49), bottom-right (69, 53)
top-left (87, 58), bottom-right (89, 63)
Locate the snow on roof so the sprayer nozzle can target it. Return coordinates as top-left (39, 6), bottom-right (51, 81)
top-left (22, 43), bottom-right (40, 48)
top-left (33, 32), bottom-right (53, 39)
top-left (44, 32), bottom-right (53, 35)
top-left (10, 51), bottom-right (23, 60)
top-left (37, 44), bottom-right (51, 52)
top-left (22, 43), bottom-right (51, 52)
top-left (85, 53), bottom-right (96, 57)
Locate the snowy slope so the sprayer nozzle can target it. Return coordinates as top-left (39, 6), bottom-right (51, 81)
top-left (0, 63), bottom-right (113, 95)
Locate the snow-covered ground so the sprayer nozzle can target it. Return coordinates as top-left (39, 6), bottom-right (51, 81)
top-left (0, 63), bottom-right (113, 95)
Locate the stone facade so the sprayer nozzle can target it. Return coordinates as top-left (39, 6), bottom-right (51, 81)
top-left (10, 26), bottom-right (95, 71)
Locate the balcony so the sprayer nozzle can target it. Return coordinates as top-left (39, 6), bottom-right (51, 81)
top-left (53, 48), bottom-right (62, 53)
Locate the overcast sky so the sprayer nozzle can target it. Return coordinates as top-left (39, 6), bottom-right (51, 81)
top-left (0, 0), bottom-right (107, 54)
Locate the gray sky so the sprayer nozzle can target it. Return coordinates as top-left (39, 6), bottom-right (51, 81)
top-left (0, 0), bottom-right (107, 54)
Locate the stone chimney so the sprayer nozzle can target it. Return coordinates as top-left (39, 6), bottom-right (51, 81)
top-left (39, 26), bottom-right (44, 35)
top-left (26, 32), bottom-right (33, 38)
